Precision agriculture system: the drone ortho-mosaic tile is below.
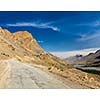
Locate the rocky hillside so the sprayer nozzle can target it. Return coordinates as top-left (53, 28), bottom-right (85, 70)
top-left (0, 27), bottom-right (70, 70)
top-left (0, 27), bottom-right (100, 89)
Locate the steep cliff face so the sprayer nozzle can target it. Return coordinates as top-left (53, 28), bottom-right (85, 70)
top-left (11, 31), bottom-right (44, 55)
top-left (0, 27), bottom-right (43, 52)
top-left (0, 27), bottom-right (12, 39)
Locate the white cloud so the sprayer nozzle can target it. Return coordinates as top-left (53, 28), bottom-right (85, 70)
top-left (7, 21), bottom-right (60, 32)
top-left (37, 40), bottom-right (44, 43)
top-left (51, 48), bottom-right (100, 59)
top-left (91, 20), bottom-right (100, 27)
top-left (77, 20), bottom-right (100, 27)
top-left (78, 31), bottom-right (100, 42)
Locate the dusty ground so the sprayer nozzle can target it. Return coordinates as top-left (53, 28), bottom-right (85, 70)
top-left (0, 59), bottom-right (82, 89)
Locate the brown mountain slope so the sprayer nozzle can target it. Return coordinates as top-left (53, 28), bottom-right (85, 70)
top-left (0, 27), bottom-right (69, 68)
top-left (0, 27), bottom-right (100, 88)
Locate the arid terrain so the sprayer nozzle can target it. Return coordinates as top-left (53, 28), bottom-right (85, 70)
top-left (0, 27), bottom-right (100, 89)
top-left (0, 59), bottom-right (83, 89)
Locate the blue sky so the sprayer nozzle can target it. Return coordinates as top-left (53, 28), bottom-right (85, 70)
top-left (0, 11), bottom-right (100, 52)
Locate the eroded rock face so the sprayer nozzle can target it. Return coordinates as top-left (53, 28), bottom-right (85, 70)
top-left (0, 27), bottom-right (42, 52)
top-left (12, 31), bottom-right (44, 53)
top-left (0, 27), bottom-right (11, 38)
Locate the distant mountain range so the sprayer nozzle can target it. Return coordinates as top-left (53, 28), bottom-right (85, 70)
top-left (65, 54), bottom-right (84, 64)
top-left (65, 49), bottom-right (100, 67)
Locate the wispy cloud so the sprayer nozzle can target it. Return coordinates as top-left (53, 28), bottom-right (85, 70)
top-left (37, 40), bottom-right (44, 43)
top-left (6, 21), bottom-right (60, 32)
top-left (78, 31), bottom-right (100, 41)
top-left (77, 20), bottom-right (100, 27)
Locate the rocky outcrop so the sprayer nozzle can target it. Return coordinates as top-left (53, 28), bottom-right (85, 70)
top-left (12, 31), bottom-right (44, 54)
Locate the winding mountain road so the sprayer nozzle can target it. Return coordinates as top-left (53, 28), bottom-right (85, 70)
top-left (0, 59), bottom-right (72, 89)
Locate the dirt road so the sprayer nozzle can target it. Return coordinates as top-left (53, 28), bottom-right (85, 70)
top-left (0, 59), bottom-right (74, 89)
